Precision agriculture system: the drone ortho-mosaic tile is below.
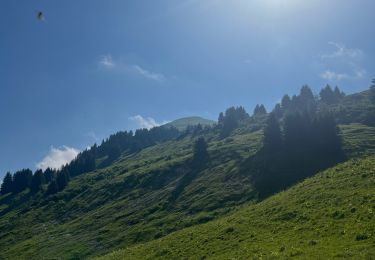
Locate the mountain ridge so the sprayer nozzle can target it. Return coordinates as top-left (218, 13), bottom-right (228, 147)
top-left (1, 84), bottom-right (375, 259)
top-left (162, 116), bottom-right (216, 130)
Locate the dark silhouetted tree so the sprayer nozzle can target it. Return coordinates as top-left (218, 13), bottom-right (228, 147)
top-left (46, 180), bottom-right (58, 195)
top-left (219, 106), bottom-right (249, 138)
top-left (192, 137), bottom-right (209, 167)
top-left (13, 169), bottom-right (33, 193)
top-left (253, 104), bottom-right (267, 116)
top-left (44, 168), bottom-right (56, 183)
top-left (320, 85), bottom-right (335, 104)
top-left (30, 169), bottom-right (45, 193)
top-left (56, 169), bottom-right (69, 191)
top-left (272, 103), bottom-right (283, 119)
top-left (1, 172), bottom-right (13, 195)
top-left (218, 112), bottom-right (224, 125)
top-left (262, 113), bottom-right (283, 153)
top-left (333, 86), bottom-right (345, 100)
top-left (281, 94), bottom-right (291, 109)
top-left (298, 85), bottom-right (317, 114)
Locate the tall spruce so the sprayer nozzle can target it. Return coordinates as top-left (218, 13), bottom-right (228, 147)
top-left (1, 172), bottom-right (13, 195)
top-left (13, 169), bottom-right (33, 193)
top-left (263, 113), bottom-right (283, 153)
top-left (30, 169), bottom-right (45, 193)
top-left (192, 137), bottom-right (209, 167)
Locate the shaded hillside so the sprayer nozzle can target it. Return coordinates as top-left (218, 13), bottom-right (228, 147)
top-left (0, 129), bottom-right (262, 259)
top-left (1, 84), bottom-right (375, 259)
top-left (99, 156), bottom-right (375, 259)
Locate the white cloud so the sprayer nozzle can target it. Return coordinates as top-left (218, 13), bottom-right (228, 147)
top-left (133, 65), bottom-right (165, 82)
top-left (36, 146), bottom-right (80, 171)
top-left (321, 42), bottom-right (363, 60)
top-left (320, 70), bottom-right (348, 81)
top-left (99, 54), bottom-right (115, 68)
top-left (129, 115), bottom-right (169, 129)
top-left (319, 42), bottom-right (366, 82)
top-left (97, 54), bottom-right (166, 82)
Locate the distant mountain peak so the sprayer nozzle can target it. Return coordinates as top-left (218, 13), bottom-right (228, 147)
top-left (163, 116), bottom-right (216, 130)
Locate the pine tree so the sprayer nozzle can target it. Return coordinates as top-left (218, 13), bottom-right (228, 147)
top-left (1, 172), bottom-right (13, 195)
top-left (13, 169), bottom-right (33, 193)
top-left (272, 103), bottom-right (283, 119)
top-left (56, 170), bottom-right (69, 191)
top-left (218, 112), bottom-right (224, 125)
top-left (192, 137), bottom-right (209, 167)
top-left (44, 168), bottom-right (56, 183)
top-left (320, 85), bottom-right (335, 104)
top-left (281, 94), bottom-right (291, 109)
top-left (30, 169), bottom-right (45, 193)
top-left (263, 113), bottom-right (283, 153)
top-left (333, 86), bottom-right (345, 100)
top-left (46, 180), bottom-right (58, 195)
top-left (299, 85), bottom-right (314, 101)
top-left (253, 104), bottom-right (267, 116)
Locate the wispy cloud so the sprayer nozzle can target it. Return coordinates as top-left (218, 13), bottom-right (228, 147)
top-left (99, 54), bottom-right (115, 69)
top-left (319, 42), bottom-right (366, 82)
top-left (133, 65), bottom-right (165, 82)
top-left (97, 54), bottom-right (166, 82)
top-left (129, 115), bottom-right (169, 129)
top-left (320, 70), bottom-right (348, 81)
top-left (36, 146), bottom-right (79, 171)
top-left (321, 42), bottom-right (363, 60)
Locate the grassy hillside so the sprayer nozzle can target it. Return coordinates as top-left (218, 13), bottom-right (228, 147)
top-left (340, 123), bottom-right (375, 157)
top-left (0, 128), bottom-right (262, 259)
top-left (99, 156), bottom-right (375, 259)
top-left (163, 116), bottom-right (216, 131)
top-left (328, 89), bottom-right (375, 126)
top-left (1, 88), bottom-right (375, 259)
top-left (0, 123), bottom-right (374, 259)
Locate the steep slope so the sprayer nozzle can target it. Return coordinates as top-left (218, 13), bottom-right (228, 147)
top-left (99, 156), bottom-right (375, 259)
top-left (327, 89), bottom-right (375, 126)
top-left (1, 86), bottom-right (375, 259)
top-left (0, 123), bottom-right (374, 259)
top-left (0, 129), bottom-right (262, 259)
top-left (163, 116), bottom-right (216, 131)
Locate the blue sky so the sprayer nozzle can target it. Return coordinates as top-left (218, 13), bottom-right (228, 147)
top-left (1, 0), bottom-right (374, 177)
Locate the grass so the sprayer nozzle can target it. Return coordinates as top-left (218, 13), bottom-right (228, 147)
top-left (339, 123), bottom-right (375, 158)
top-left (98, 156), bottom-right (375, 259)
top-left (0, 129), bottom-right (262, 259)
top-left (163, 116), bottom-right (216, 131)
top-left (0, 119), bottom-right (374, 259)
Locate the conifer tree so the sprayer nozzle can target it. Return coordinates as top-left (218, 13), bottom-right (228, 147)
top-left (192, 137), bottom-right (209, 167)
top-left (272, 103), bottom-right (283, 119)
top-left (44, 168), bottom-right (56, 183)
top-left (263, 113), bottom-right (283, 153)
top-left (1, 172), bottom-right (13, 195)
top-left (253, 104), bottom-right (267, 116)
top-left (320, 85), bottom-right (335, 104)
top-left (56, 170), bottom-right (69, 191)
top-left (281, 94), bottom-right (291, 109)
top-left (13, 169), bottom-right (33, 193)
top-left (46, 180), bottom-right (58, 195)
top-left (30, 169), bottom-right (45, 193)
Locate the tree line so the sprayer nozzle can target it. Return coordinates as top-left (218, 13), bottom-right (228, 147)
top-left (1, 125), bottom-right (180, 196)
top-left (249, 110), bottom-right (344, 198)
